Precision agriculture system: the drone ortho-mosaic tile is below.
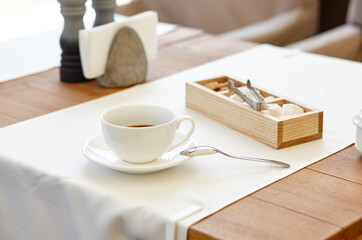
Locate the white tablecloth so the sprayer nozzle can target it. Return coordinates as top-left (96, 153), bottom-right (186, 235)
top-left (0, 45), bottom-right (360, 240)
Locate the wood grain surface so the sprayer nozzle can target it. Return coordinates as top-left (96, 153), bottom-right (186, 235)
top-left (0, 27), bottom-right (361, 240)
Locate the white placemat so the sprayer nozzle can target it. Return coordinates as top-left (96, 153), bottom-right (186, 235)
top-left (0, 3), bottom-right (177, 83)
top-left (0, 45), bottom-right (360, 240)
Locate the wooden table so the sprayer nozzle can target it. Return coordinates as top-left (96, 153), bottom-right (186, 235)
top-left (1, 27), bottom-right (361, 240)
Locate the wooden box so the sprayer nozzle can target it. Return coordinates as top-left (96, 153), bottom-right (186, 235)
top-left (185, 76), bottom-right (323, 149)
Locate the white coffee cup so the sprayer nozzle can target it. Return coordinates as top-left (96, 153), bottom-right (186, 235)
top-left (101, 104), bottom-right (195, 164)
top-left (353, 109), bottom-right (362, 153)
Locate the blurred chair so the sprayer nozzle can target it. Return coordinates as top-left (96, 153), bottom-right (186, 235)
top-left (116, 0), bottom-right (320, 46)
top-left (288, 0), bottom-right (362, 61)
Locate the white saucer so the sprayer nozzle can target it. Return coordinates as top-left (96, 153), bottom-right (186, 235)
top-left (82, 131), bottom-right (197, 174)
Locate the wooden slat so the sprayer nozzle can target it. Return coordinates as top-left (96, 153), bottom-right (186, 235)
top-left (189, 197), bottom-right (342, 240)
top-left (158, 26), bottom-right (204, 49)
top-left (147, 34), bottom-right (256, 81)
top-left (189, 166), bottom-right (362, 240)
top-left (250, 169), bottom-right (362, 239)
top-left (0, 113), bottom-right (21, 128)
top-left (173, 34), bottom-right (257, 60)
top-left (308, 145), bottom-right (362, 184)
top-left (0, 85), bottom-right (80, 120)
top-left (26, 69), bottom-right (120, 102)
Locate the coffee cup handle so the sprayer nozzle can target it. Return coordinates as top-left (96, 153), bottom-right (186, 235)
top-left (169, 116), bottom-right (195, 151)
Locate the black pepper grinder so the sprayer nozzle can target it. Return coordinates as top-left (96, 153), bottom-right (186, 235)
top-left (57, 0), bottom-right (116, 83)
top-left (93, 0), bottom-right (117, 27)
top-left (58, 0), bottom-right (88, 82)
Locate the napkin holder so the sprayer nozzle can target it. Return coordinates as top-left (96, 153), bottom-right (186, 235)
top-left (79, 11), bottom-right (157, 88)
top-left (97, 27), bottom-right (147, 87)
top-left (186, 76), bottom-right (323, 149)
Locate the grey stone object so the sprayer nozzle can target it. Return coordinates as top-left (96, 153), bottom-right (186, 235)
top-left (98, 27), bottom-right (147, 88)
top-left (58, 0), bottom-right (88, 83)
top-left (92, 0), bottom-right (116, 26)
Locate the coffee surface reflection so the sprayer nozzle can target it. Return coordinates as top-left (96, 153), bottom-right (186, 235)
top-left (128, 124), bottom-right (154, 128)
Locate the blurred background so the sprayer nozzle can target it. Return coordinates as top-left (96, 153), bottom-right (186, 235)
top-left (1, 0), bottom-right (360, 61)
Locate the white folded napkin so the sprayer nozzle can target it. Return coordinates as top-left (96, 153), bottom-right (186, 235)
top-left (79, 11), bottom-right (158, 79)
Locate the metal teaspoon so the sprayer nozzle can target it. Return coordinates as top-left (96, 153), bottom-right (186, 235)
top-left (180, 146), bottom-right (290, 168)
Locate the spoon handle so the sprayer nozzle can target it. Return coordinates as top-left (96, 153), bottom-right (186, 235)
top-left (219, 151), bottom-right (290, 168)
top-left (180, 146), bottom-right (290, 168)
